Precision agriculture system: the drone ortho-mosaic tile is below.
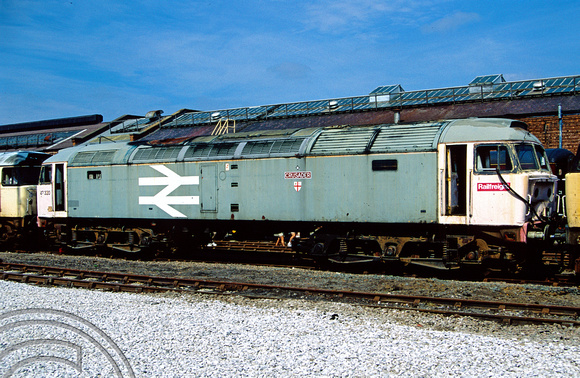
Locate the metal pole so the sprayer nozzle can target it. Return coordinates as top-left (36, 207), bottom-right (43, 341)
top-left (558, 104), bottom-right (563, 149)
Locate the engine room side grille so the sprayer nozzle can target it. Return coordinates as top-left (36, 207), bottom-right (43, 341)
top-left (242, 141), bottom-right (272, 155)
top-left (208, 143), bottom-right (237, 157)
top-left (71, 150), bottom-right (117, 166)
top-left (310, 127), bottom-right (376, 155)
top-left (132, 146), bottom-right (182, 162)
top-left (370, 122), bottom-right (448, 153)
top-left (270, 139), bottom-right (303, 154)
top-left (185, 144), bottom-right (213, 159)
top-left (183, 143), bottom-right (238, 160)
top-left (240, 139), bottom-right (303, 157)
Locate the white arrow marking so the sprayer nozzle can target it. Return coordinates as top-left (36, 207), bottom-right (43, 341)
top-left (139, 165), bottom-right (199, 218)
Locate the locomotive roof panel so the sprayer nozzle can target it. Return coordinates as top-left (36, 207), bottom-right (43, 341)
top-left (46, 118), bottom-right (542, 167)
top-left (0, 151), bottom-right (50, 166)
top-left (307, 121), bottom-right (452, 155)
top-left (45, 142), bottom-right (137, 167)
top-left (439, 118), bottom-right (540, 144)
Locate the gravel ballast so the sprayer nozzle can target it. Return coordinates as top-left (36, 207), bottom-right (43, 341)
top-left (2, 252), bottom-right (580, 307)
top-left (1, 279), bottom-right (580, 377)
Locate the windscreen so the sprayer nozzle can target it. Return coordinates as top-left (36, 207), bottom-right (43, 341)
top-left (516, 143), bottom-right (551, 171)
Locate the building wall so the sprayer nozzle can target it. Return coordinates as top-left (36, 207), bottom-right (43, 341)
top-left (521, 115), bottom-right (580, 152)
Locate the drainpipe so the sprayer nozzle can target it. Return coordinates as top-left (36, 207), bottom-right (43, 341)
top-left (394, 110), bottom-right (400, 124)
top-left (558, 104), bottom-right (563, 149)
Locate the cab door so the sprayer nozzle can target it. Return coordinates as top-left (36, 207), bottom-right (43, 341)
top-left (469, 144), bottom-right (525, 226)
top-left (439, 144), bottom-right (469, 225)
top-left (54, 163), bottom-right (66, 212)
top-left (37, 162), bottom-right (68, 218)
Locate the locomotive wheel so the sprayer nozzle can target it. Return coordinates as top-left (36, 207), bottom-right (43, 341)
top-left (382, 242), bottom-right (399, 257)
top-left (310, 243), bottom-right (326, 256)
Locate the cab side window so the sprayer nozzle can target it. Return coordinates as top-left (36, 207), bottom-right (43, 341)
top-left (2, 168), bottom-right (18, 186)
top-left (534, 145), bottom-right (550, 171)
top-left (475, 145), bottom-right (512, 173)
top-left (39, 165), bottom-right (52, 184)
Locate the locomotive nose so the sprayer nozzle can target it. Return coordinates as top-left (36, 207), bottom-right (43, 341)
top-left (531, 180), bottom-right (555, 201)
top-left (528, 178), bottom-right (557, 219)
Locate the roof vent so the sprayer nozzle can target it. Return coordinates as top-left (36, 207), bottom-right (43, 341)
top-left (468, 74), bottom-right (505, 94)
top-left (145, 110), bottom-right (163, 120)
top-left (328, 100), bottom-right (339, 110)
top-left (211, 112), bottom-right (221, 121)
top-left (369, 85), bottom-right (404, 103)
top-left (532, 81), bottom-right (545, 91)
top-left (510, 120), bottom-right (528, 130)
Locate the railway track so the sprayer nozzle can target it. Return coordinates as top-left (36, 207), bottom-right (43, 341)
top-left (1, 261), bottom-right (579, 327)
top-left (5, 239), bottom-right (580, 287)
top-left (202, 241), bottom-right (580, 285)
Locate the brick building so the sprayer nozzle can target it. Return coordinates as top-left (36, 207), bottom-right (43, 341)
top-left (2, 74), bottom-right (579, 154)
top-left (117, 74), bottom-right (580, 153)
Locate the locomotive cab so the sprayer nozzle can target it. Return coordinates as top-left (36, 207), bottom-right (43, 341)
top-left (439, 121), bottom-right (556, 237)
top-left (0, 151), bottom-right (50, 245)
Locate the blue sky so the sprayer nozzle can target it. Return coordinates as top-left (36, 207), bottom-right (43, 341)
top-left (1, 0), bottom-right (579, 125)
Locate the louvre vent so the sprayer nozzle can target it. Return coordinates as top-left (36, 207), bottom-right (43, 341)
top-left (370, 122), bottom-right (448, 153)
top-left (208, 143), bottom-right (237, 157)
top-left (242, 141), bottom-right (272, 155)
top-left (240, 139), bottom-right (303, 157)
top-left (71, 150), bottom-right (117, 166)
top-left (270, 139), bottom-right (303, 154)
top-left (310, 127), bottom-right (376, 155)
top-left (132, 146), bottom-right (182, 162)
top-left (183, 143), bottom-right (238, 160)
top-left (185, 144), bottom-right (213, 159)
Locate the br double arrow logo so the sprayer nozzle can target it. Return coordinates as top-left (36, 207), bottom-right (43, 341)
top-left (138, 165), bottom-right (199, 218)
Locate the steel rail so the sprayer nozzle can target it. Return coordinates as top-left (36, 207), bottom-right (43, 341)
top-left (1, 262), bottom-right (579, 326)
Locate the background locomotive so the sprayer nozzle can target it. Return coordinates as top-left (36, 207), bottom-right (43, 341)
top-left (36, 117), bottom-right (569, 275)
top-left (566, 147), bottom-right (580, 256)
top-left (0, 151), bottom-right (49, 246)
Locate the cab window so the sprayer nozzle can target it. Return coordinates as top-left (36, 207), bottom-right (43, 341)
top-left (2, 167), bottom-right (42, 186)
top-left (516, 144), bottom-right (538, 170)
top-left (534, 145), bottom-right (550, 170)
top-left (39, 165), bottom-right (52, 184)
top-left (515, 143), bottom-right (550, 171)
top-left (475, 145), bottom-right (513, 173)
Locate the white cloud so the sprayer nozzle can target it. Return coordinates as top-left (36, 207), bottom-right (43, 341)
top-left (421, 11), bottom-right (481, 33)
top-left (302, 0), bottom-right (434, 33)
top-left (268, 62), bottom-right (313, 80)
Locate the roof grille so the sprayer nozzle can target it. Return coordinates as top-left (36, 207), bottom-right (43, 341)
top-left (132, 146), bottom-right (182, 162)
top-left (310, 127), bottom-right (376, 155)
top-left (371, 122), bottom-right (448, 153)
top-left (72, 150), bottom-right (117, 166)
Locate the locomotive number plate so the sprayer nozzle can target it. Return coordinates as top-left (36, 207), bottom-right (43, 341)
top-left (284, 171), bottom-right (312, 179)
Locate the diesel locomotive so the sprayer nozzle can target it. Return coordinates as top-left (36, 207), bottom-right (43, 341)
top-left (35, 117), bottom-right (573, 274)
top-left (566, 148), bottom-right (580, 251)
top-left (0, 151), bottom-right (50, 246)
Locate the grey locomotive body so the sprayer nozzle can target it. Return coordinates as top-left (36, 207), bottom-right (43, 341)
top-left (37, 118), bottom-right (557, 270)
